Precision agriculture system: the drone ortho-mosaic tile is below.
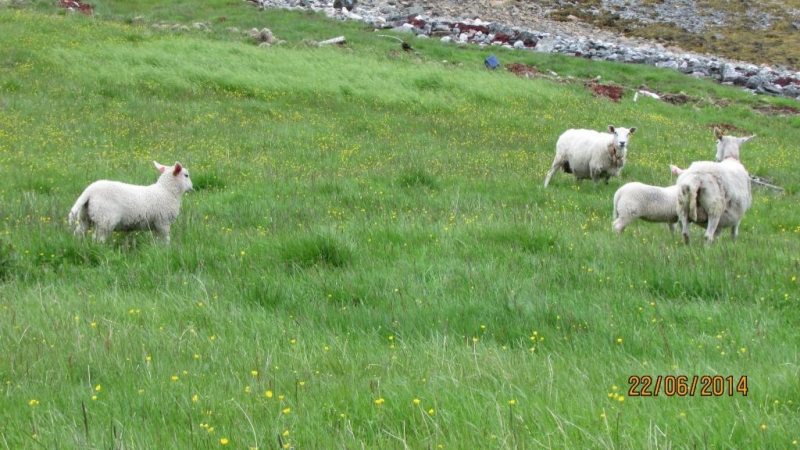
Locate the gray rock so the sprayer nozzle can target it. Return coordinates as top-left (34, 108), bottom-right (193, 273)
top-left (746, 75), bottom-right (769, 89)
top-left (333, 0), bottom-right (356, 11)
top-left (755, 85), bottom-right (783, 96)
top-left (517, 30), bottom-right (538, 45)
top-left (656, 61), bottom-right (679, 71)
top-left (722, 64), bottom-right (743, 83)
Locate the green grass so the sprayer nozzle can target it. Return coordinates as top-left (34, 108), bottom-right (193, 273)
top-left (1, 2), bottom-right (799, 449)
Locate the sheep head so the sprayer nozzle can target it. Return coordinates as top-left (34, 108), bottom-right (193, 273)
top-left (154, 160), bottom-right (194, 193)
top-left (607, 125), bottom-right (636, 160)
top-left (714, 128), bottom-right (755, 162)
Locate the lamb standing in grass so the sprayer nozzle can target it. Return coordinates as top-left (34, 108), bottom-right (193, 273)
top-left (611, 165), bottom-right (706, 233)
top-left (544, 125), bottom-right (637, 187)
top-left (68, 161), bottom-right (193, 244)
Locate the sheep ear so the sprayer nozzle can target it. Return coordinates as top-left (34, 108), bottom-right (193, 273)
top-left (154, 161), bottom-right (167, 173)
top-left (172, 162), bottom-right (183, 176)
top-left (714, 127), bottom-right (724, 140)
top-left (607, 125), bottom-right (616, 133)
top-left (629, 127), bottom-right (637, 134)
top-left (670, 164), bottom-right (683, 176)
top-left (741, 135), bottom-right (755, 144)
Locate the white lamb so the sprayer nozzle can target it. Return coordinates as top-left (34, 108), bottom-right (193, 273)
top-left (544, 125), bottom-right (637, 187)
top-left (612, 165), bottom-right (705, 233)
top-left (713, 127), bottom-right (754, 162)
top-left (675, 158), bottom-right (752, 244)
top-left (68, 161), bottom-right (193, 244)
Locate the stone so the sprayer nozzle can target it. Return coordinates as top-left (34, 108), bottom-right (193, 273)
top-left (333, 0), bottom-right (357, 11)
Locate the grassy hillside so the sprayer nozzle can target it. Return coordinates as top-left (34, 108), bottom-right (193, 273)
top-left (1, 2), bottom-right (798, 449)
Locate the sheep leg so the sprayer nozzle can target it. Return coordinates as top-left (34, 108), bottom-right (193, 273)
top-left (155, 225), bottom-right (171, 244)
top-left (588, 166), bottom-right (598, 185)
top-left (667, 222), bottom-right (676, 234)
top-left (73, 219), bottom-right (89, 238)
top-left (588, 166), bottom-right (607, 185)
top-left (93, 225), bottom-right (113, 243)
top-left (730, 222), bottom-right (740, 241)
top-left (704, 216), bottom-right (721, 243)
top-left (679, 216), bottom-right (691, 244)
top-left (612, 217), bottom-right (629, 233)
top-left (543, 159), bottom-right (564, 187)
top-left (68, 209), bottom-right (90, 237)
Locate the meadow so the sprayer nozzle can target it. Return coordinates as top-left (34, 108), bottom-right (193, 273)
top-left (0, 1), bottom-right (799, 449)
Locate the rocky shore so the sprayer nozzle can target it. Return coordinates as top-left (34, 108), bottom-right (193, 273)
top-left (253, 0), bottom-right (800, 101)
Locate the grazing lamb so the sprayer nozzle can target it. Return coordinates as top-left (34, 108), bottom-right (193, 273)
top-left (68, 161), bottom-right (193, 244)
top-left (675, 158), bottom-right (752, 244)
top-left (612, 165), bottom-right (705, 233)
top-left (544, 125), bottom-right (637, 187)
top-left (714, 127), bottom-right (754, 162)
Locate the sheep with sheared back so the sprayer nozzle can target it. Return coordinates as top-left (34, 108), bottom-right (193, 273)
top-left (68, 161), bottom-right (193, 244)
top-left (675, 130), bottom-right (754, 244)
top-left (611, 165), bottom-right (707, 233)
top-left (544, 125), bottom-right (637, 187)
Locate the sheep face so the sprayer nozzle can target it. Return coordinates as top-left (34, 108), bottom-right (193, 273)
top-left (154, 161), bottom-right (194, 194)
top-left (714, 127), bottom-right (754, 162)
top-left (608, 125), bottom-right (636, 154)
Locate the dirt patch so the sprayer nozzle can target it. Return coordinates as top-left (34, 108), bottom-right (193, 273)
top-left (660, 93), bottom-right (694, 105)
top-left (505, 62), bottom-right (543, 77)
top-left (584, 82), bottom-right (625, 102)
top-left (707, 123), bottom-right (750, 135)
top-left (752, 104), bottom-right (800, 116)
top-left (59, 0), bottom-right (93, 14)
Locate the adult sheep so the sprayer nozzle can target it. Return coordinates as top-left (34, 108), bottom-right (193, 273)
top-left (544, 125), bottom-right (637, 187)
top-left (674, 129), bottom-right (755, 244)
top-left (68, 161), bottom-right (193, 244)
top-left (612, 165), bottom-right (708, 233)
top-left (675, 159), bottom-right (752, 244)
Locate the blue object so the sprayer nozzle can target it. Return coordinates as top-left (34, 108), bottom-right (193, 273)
top-left (484, 54), bottom-right (500, 69)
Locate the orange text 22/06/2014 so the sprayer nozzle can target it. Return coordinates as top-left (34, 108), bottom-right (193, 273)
top-left (627, 375), bottom-right (748, 397)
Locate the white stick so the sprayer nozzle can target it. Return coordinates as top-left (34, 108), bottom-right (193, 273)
top-left (319, 36), bottom-right (346, 45)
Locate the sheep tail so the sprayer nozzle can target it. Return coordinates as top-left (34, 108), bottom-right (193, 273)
top-left (688, 183), bottom-right (699, 222)
top-left (68, 192), bottom-right (90, 229)
top-left (679, 181), bottom-right (700, 223)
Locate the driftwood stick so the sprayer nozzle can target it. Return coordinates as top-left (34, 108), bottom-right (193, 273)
top-left (750, 176), bottom-right (784, 191)
top-left (377, 34), bottom-right (404, 43)
top-left (319, 36), bottom-right (346, 45)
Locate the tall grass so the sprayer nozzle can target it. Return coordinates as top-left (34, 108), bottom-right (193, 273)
top-left (0, 3), bottom-right (798, 449)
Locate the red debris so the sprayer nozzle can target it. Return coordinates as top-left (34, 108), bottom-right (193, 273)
top-left (505, 62), bottom-right (542, 77)
top-left (58, 0), bottom-right (93, 15)
top-left (585, 82), bottom-right (624, 102)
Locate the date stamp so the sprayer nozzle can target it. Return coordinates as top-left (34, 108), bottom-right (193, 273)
top-left (628, 375), bottom-right (748, 397)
